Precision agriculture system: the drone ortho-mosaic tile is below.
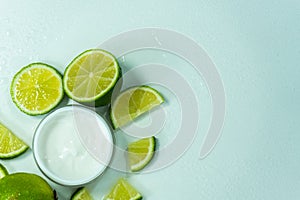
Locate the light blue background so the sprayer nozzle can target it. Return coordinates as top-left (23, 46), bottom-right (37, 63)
top-left (0, 0), bottom-right (299, 199)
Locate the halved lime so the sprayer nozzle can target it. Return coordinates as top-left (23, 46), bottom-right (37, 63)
top-left (71, 187), bottom-right (93, 200)
top-left (128, 136), bottom-right (156, 172)
top-left (10, 63), bottom-right (64, 115)
top-left (63, 49), bottom-right (121, 106)
top-left (0, 163), bottom-right (8, 179)
top-left (104, 178), bottom-right (142, 200)
top-left (110, 86), bottom-right (164, 129)
top-left (0, 123), bottom-right (28, 159)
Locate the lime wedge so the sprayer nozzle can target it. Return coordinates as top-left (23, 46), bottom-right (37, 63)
top-left (110, 86), bottom-right (164, 129)
top-left (0, 163), bottom-right (8, 179)
top-left (0, 123), bottom-right (28, 159)
top-left (10, 63), bottom-right (64, 115)
top-left (128, 137), bottom-right (156, 172)
top-left (104, 178), bottom-right (142, 200)
top-left (71, 187), bottom-right (93, 200)
top-left (63, 49), bottom-right (121, 106)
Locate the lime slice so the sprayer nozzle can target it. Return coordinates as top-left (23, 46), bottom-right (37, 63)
top-left (128, 137), bottom-right (156, 172)
top-left (104, 178), bottom-right (142, 200)
top-left (0, 123), bottom-right (28, 159)
top-left (10, 63), bottom-right (64, 115)
top-left (0, 164), bottom-right (9, 179)
top-left (63, 49), bottom-right (121, 106)
top-left (110, 86), bottom-right (164, 129)
top-left (71, 187), bottom-right (93, 200)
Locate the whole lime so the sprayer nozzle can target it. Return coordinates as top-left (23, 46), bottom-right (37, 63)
top-left (0, 173), bottom-right (55, 200)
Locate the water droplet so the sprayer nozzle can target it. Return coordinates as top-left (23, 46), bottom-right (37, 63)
top-left (18, 48), bottom-right (23, 53)
top-left (6, 31), bottom-right (11, 36)
top-left (0, 59), bottom-right (7, 65)
top-left (43, 35), bottom-right (47, 40)
top-left (29, 56), bottom-right (33, 61)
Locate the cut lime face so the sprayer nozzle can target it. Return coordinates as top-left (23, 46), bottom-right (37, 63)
top-left (0, 164), bottom-right (8, 179)
top-left (104, 178), bottom-right (142, 200)
top-left (128, 137), bottom-right (156, 172)
top-left (71, 187), bottom-right (93, 200)
top-left (0, 123), bottom-right (28, 159)
top-left (63, 49), bottom-right (120, 106)
top-left (110, 86), bottom-right (164, 129)
top-left (10, 63), bottom-right (64, 115)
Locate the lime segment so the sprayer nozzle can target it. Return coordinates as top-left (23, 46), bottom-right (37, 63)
top-left (63, 49), bottom-right (120, 106)
top-left (0, 163), bottom-right (8, 179)
top-left (10, 63), bottom-right (64, 115)
top-left (128, 137), bottom-right (156, 172)
top-left (71, 187), bottom-right (93, 200)
top-left (110, 86), bottom-right (164, 129)
top-left (104, 178), bottom-right (142, 200)
top-left (0, 123), bottom-right (28, 159)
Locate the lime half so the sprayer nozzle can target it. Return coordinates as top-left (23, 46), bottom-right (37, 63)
top-left (128, 137), bottom-right (156, 172)
top-left (71, 187), bottom-right (93, 200)
top-left (110, 86), bottom-right (164, 129)
top-left (63, 49), bottom-right (121, 106)
top-left (0, 164), bottom-right (8, 179)
top-left (10, 63), bottom-right (64, 115)
top-left (104, 178), bottom-right (142, 200)
top-left (0, 123), bottom-right (28, 159)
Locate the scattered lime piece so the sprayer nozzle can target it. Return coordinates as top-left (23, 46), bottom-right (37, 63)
top-left (110, 85), bottom-right (164, 129)
top-left (128, 136), bottom-right (156, 172)
top-left (63, 49), bottom-right (121, 106)
top-left (71, 187), bottom-right (93, 200)
top-left (10, 62), bottom-right (64, 115)
top-left (0, 163), bottom-right (8, 179)
top-left (104, 178), bottom-right (142, 200)
top-left (0, 173), bottom-right (55, 200)
top-left (0, 123), bottom-right (28, 159)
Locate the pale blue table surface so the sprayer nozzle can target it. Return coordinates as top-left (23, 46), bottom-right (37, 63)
top-left (0, 0), bottom-right (299, 199)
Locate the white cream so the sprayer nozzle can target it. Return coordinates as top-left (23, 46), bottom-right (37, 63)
top-left (33, 106), bottom-right (113, 186)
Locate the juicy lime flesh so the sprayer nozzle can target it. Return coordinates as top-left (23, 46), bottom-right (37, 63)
top-left (11, 64), bottom-right (63, 115)
top-left (71, 187), bottom-right (92, 200)
top-left (111, 86), bottom-right (164, 128)
top-left (0, 173), bottom-right (54, 200)
top-left (64, 50), bottom-right (119, 101)
top-left (0, 123), bottom-right (28, 159)
top-left (104, 178), bottom-right (142, 200)
top-left (128, 137), bottom-right (156, 172)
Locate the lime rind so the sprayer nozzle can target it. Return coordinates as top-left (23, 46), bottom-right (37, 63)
top-left (0, 164), bottom-right (9, 179)
top-left (0, 145), bottom-right (28, 159)
top-left (63, 49), bottom-right (121, 104)
top-left (10, 62), bottom-right (64, 116)
top-left (128, 137), bottom-right (156, 172)
top-left (110, 85), bottom-right (164, 129)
